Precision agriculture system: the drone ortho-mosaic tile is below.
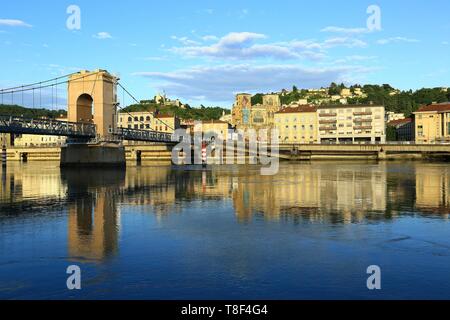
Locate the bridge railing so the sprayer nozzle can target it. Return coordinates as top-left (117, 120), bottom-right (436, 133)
top-left (0, 115), bottom-right (97, 138)
top-left (115, 127), bottom-right (174, 143)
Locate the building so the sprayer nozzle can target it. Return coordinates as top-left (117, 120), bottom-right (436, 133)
top-left (275, 105), bottom-right (318, 144)
top-left (118, 111), bottom-right (180, 133)
top-left (262, 94), bottom-right (281, 108)
top-left (413, 103), bottom-right (450, 144)
top-left (153, 115), bottom-right (180, 134)
top-left (386, 111), bottom-right (406, 123)
top-left (387, 118), bottom-right (415, 141)
top-left (13, 117), bottom-right (68, 147)
top-left (118, 111), bottom-right (154, 130)
top-left (231, 93), bottom-right (252, 127)
top-left (317, 104), bottom-right (386, 143)
top-left (219, 111), bottom-right (232, 124)
top-left (194, 120), bottom-right (231, 138)
top-left (231, 93), bottom-right (281, 130)
top-left (13, 134), bottom-right (66, 147)
top-left (1, 134), bottom-right (13, 147)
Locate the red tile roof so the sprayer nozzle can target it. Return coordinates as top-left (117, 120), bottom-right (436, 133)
top-left (415, 103), bottom-right (450, 113)
top-left (276, 105), bottom-right (317, 114)
top-left (388, 118), bottom-right (412, 126)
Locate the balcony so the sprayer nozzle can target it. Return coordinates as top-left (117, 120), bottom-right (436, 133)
top-left (319, 126), bottom-right (337, 131)
top-left (353, 118), bottom-right (373, 123)
top-left (319, 120), bottom-right (337, 124)
top-left (319, 113), bottom-right (337, 117)
top-left (354, 126), bottom-right (373, 130)
top-left (354, 112), bottom-right (373, 116)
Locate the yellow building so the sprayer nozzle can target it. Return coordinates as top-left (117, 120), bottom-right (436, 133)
top-left (13, 134), bottom-right (66, 147)
top-left (317, 104), bottom-right (386, 143)
top-left (413, 103), bottom-right (450, 144)
top-left (13, 117), bottom-right (68, 147)
top-left (275, 105), bottom-right (318, 143)
top-left (118, 112), bottom-right (180, 133)
top-left (1, 133), bottom-right (13, 147)
top-left (194, 120), bottom-right (231, 137)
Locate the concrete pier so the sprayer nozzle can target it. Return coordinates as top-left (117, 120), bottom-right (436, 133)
top-left (60, 143), bottom-right (126, 167)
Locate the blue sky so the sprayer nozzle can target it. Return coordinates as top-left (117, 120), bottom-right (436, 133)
top-left (0, 0), bottom-right (449, 108)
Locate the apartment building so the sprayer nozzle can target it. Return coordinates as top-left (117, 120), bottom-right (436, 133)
top-left (274, 105), bottom-right (318, 143)
top-left (317, 105), bottom-right (386, 143)
top-left (413, 103), bottom-right (450, 144)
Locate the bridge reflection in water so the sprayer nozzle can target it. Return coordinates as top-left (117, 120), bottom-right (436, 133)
top-left (0, 161), bottom-right (449, 264)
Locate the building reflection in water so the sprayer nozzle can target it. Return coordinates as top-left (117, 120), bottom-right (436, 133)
top-left (62, 168), bottom-right (125, 262)
top-left (415, 165), bottom-right (450, 217)
top-left (1, 161), bottom-right (449, 263)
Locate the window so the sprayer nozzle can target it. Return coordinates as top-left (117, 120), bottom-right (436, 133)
top-left (128, 117), bottom-right (132, 122)
top-left (140, 124), bottom-right (144, 129)
top-left (146, 124), bottom-right (150, 129)
top-left (140, 116), bottom-right (144, 121)
top-left (146, 116), bottom-right (151, 121)
top-left (447, 123), bottom-right (450, 135)
top-left (134, 124), bottom-right (138, 129)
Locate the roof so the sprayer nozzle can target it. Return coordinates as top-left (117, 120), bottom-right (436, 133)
top-left (276, 105), bottom-right (317, 114)
top-left (155, 114), bottom-right (176, 119)
top-left (388, 118), bottom-right (412, 126)
top-left (200, 120), bottom-right (229, 124)
top-left (414, 103), bottom-right (450, 113)
top-left (317, 104), bottom-right (383, 109)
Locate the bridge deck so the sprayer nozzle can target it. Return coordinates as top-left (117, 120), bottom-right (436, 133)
top-left (0, 116), bottom-right (174, 143)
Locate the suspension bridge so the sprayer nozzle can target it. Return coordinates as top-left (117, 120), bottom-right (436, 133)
top-left (0, 69), bottom-right (174, 142)
top-left (0, 69), bottom-right (177, 166)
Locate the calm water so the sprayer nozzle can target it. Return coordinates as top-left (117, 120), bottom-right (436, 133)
top-left (0, 161), bottom-right (449, 300)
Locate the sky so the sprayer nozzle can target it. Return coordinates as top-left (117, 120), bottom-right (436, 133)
top-left (0, 0), bottom-right (449, 109)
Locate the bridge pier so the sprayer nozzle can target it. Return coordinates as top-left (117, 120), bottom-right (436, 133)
top-left (60, 143), bottom-right (126, 168)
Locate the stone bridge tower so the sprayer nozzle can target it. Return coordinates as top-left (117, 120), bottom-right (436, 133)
top-left (67, 69), bottom-right (118, 138)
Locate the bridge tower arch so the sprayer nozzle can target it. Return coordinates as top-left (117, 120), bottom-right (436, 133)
top-left (68, 70), bottom-right (118, 138)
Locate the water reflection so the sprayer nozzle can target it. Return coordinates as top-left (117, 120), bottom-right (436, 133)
top-left (62, 169), bottom-right (125, 262)
top-left (1, 161), bottom-right (449, 264)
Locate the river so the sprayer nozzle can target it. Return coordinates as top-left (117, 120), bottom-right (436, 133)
top-left (0, 161), bottom-right (449, 299)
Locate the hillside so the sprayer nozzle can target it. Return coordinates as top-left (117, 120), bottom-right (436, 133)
top-left (0, 104), bottom-right (67, 119)
top-left (253, 84), bottom-right (450, 117)
top-left (121, 103), bottom-right (230, 121)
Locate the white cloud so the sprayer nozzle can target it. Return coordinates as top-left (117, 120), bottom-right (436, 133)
top-left (321, 26), bottom-right (369, 34)
top-left (171, 35), bottom-right (201, 46)
top-left (323, 37), bottom-right (367, 48)
top-left (93, 32), bottom-right (112, 39)
top-left (377, 37), bottom-right (419, 45)
top-left (134, 64), bottom-right (373, 102)
top-left (0, 19), bottom-right (32, 27)
top-left (442, 41), bottom-right (449, 45)
top-left (169, 32), bottom-right (369, 61)
top-left (202, 35), bottom-right (219, 42)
